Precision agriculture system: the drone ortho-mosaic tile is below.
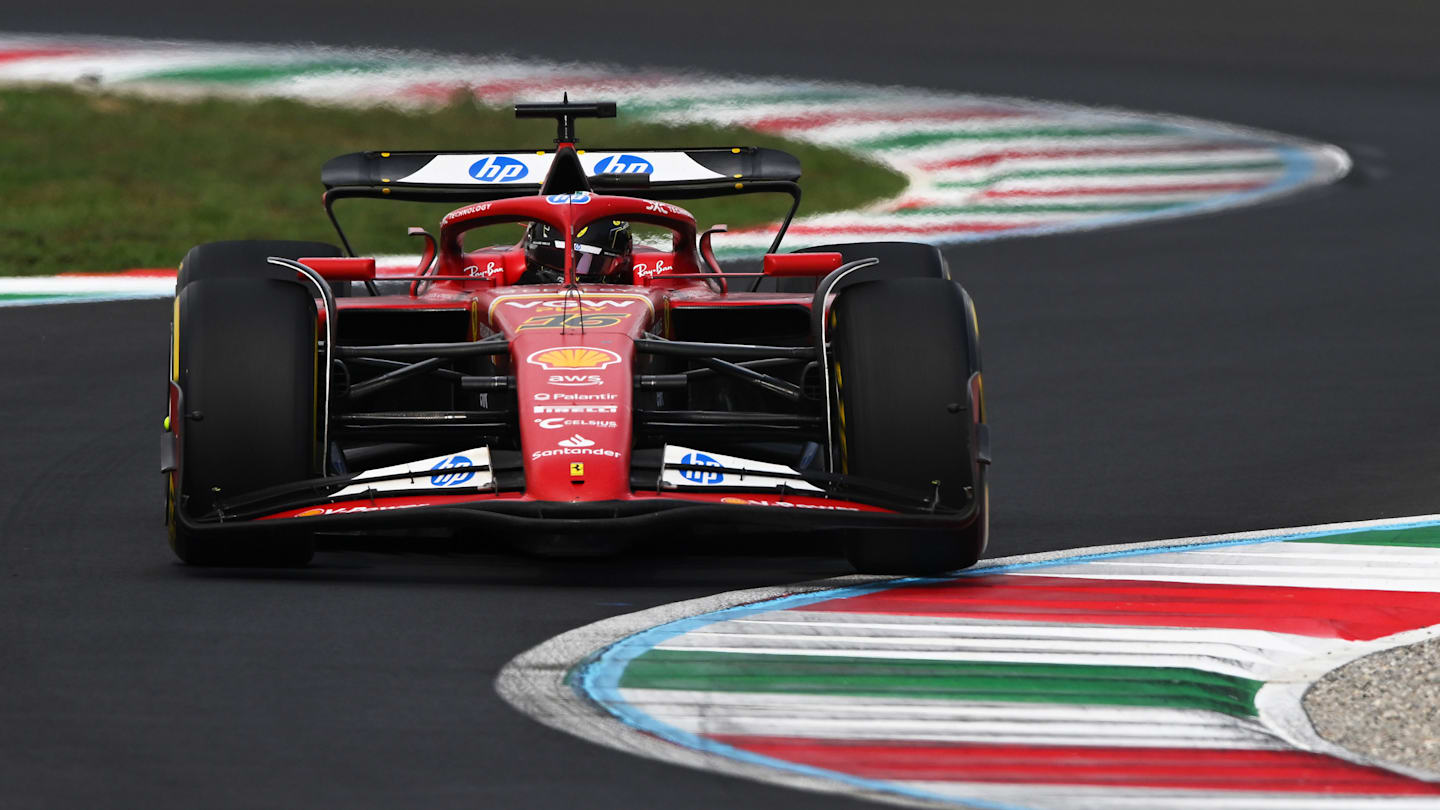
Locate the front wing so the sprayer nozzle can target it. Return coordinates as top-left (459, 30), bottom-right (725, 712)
top-left (174, 489), bottom-right (980, 536)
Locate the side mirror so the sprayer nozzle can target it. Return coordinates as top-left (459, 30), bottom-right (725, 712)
top-left (298, 257), bottom-right (376, 282)
top-left (762, 252), bottom-right (844, 277)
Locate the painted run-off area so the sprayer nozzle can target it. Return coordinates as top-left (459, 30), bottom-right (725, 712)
top-left (564, 520), bottom-right (1440, 809)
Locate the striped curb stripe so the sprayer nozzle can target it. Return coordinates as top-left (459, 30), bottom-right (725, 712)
top-left (0, 270), bottom-right (177, 307)
top-left (498, 516), bottom-right (1440, 809)
top-left (0, 33), bottom-right (1347, 299)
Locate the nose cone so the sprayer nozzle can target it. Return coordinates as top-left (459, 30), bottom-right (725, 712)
top-left (514, 334), bottom-right (632, 501)
top-left (490, 288), bottom-right (659, 503)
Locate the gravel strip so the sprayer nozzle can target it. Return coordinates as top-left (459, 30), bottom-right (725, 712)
top-left (1305, 637), bottom-right (1440, 774)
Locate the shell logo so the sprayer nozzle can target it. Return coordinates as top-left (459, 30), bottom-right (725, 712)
top-left (526, 347), bottom-right (622, 371)
top-left (721, 497), bottom-right (750, 506)
top-left (296, 508), bottom-right (325, 517)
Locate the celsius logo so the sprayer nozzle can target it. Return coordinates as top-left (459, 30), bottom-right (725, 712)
top-left (468, 156), bottom-right (529, 183)
top-left (679, 452), bottom-right (724, 485)
top-left (594, 154), bottom-right (654, 175)
top-left (429, 455), bottom-right (475, 487)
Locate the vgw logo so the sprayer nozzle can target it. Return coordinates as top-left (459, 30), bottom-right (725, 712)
top-left (429, 455), bottom-right (475, 487)
top-left (679, 452), bottom-right (724, 485)
top-left (594, 154), bottom-right (654, 175)
top-left (468, 156), bottom-right (529, 183)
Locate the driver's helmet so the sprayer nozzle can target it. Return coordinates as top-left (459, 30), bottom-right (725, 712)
top-left (523, 220), bottom-right (633, 282)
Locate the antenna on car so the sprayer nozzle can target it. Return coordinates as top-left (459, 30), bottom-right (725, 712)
top-left (514, 94), bottom-right (617, 145)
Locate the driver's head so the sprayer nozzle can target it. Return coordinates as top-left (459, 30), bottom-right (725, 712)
top-left (523, 220), bottom-right (632, 282)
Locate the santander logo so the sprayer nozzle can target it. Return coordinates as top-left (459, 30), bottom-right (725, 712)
top-left (558, 434), bottom-right (596, 448)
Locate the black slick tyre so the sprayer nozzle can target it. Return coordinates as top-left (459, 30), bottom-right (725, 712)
top-left (829, 277), bottom-right (988, 574)
top-left (168, 273), bottom-right (320, 566)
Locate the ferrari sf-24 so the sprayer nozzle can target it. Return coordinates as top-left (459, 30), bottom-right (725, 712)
top-left (162, 100), bottom-right (989, 573)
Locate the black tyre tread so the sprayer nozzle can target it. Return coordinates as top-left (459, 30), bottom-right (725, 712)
top-left (170, 275), bottom-right (318, 566)
top-left (831, 277), bottom-right (986, 574)
top-left (177, 239), bottom-right (341, 289)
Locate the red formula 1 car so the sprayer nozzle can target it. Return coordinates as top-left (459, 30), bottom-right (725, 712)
top-left (162, 100), bottom-right (989, 573)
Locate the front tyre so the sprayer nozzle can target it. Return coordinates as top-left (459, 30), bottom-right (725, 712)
top-left (168, 273), bottom-right (320, 566)
top-left (830, 277), bottom-right (988, 574)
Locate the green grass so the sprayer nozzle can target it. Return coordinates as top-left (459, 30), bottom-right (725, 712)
top-left (0, 86), bottom-right (906, 275)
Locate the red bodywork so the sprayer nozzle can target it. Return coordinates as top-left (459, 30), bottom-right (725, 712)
top-left (237, 191), bottom-right (910, 527)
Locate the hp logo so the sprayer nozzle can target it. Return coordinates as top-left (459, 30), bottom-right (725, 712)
top-left (594, 154), bottom-right (654, 175)
top-left (545, 192), bottom-right (592, 205)
top-left (468, 156), bottom-right (529, 183)
top-left (679, 452), bottom-right (724, 485)
top-left (430, 455), bottom-right (475, 487)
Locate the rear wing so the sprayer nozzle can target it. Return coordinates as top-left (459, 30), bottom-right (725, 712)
top-left (322, 147), bottom-right (799, 200)
top-left (320, 147), bottom-right (803, 254)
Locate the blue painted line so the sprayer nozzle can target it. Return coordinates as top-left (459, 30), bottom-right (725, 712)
top-left (573, 578), bottom-right (1031, 810)
top-left (572, 514), bottom-right (1440, 809)
top-left (933, 141), bottom-right (1334, 246)
top-left (717, 136), bottom-right (1343, 256)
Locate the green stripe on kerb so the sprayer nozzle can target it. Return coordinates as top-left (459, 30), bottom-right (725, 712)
top-left (134, 60), bottom-right (395, 83)
top-left (1291, 524), bottom-right (1440, 548)
top-left (621, 650), bottom-right (1262, 717)
top-left (934, 161), bottom-right (1286, 188)
top-left (0, 293), bottom-right (91, 301)
top-left (854, 125), bottom-right (1173, 151)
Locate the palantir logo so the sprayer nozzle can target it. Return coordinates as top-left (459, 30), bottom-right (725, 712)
top-left (594, 154), bottom-right (654, 175)
top-left (429, 455), bottom-right (475, 487)
top-left (468, 156), bottom-right (529, 183)
top-left (679, 452), bottom-right (724, 485)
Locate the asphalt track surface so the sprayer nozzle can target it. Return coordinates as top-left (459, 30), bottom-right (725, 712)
top-left (4, 3), bottom-right (1439, 808)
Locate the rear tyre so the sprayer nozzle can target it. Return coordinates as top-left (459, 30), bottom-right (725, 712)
top-left (168, 272), bottom-right (320, 566)
top-left (830, 277), bottom-right (988, 574)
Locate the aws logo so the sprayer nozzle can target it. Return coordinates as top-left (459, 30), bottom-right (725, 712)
top-left (594, 154), bottom-right (654, 175)
top-left (468, 156), bottom-right (529, 183)
top-left (548, 374), bottom-right (603, 387)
